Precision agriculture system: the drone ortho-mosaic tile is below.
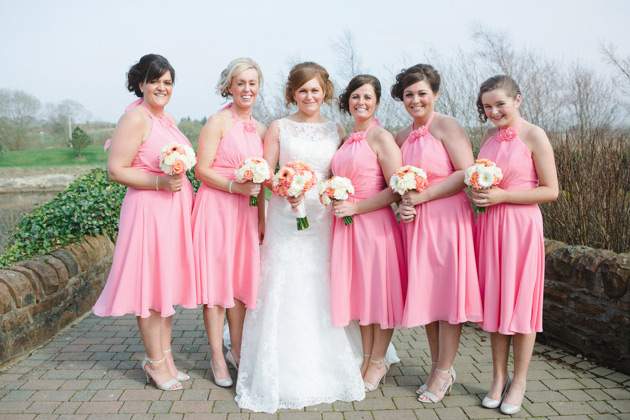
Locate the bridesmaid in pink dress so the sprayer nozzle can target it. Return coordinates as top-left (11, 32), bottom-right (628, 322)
top-left (330, 75), bottom-right (406, 392)
top-left (93, 54), bottom-right (197, 391)
top-left (394, 64), bottom-right (483, 403)
top-left (192, 58), bottom-right (266, 387)
top-left (473, 75), bottom-right (558, 415)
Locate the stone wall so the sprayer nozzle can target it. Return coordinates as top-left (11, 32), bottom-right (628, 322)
top-left (0, 235), bottom-right (114, 367)
top-left (541, 239), bottom-right (629, 373)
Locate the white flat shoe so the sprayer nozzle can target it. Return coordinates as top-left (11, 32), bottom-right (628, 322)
top-left (482, 376), bottom-right (511, 409)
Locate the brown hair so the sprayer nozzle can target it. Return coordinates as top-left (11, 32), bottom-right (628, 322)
top-left (284, 62), bottom-right (335, 107)
top-left (476, 75), bottom-right (521, 123)
top-left (390, 64), bottom-right (440, 100)
top-left (339, 74), bottom-right (381, 115)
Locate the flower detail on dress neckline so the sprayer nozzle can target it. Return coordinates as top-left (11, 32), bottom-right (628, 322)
top-left (347, 130), bottom-right (366, 144)
top-left (408, 124), bottom-right (429, 143)
top-left (243, 121), bottom-right (257, 133)
top-left (497, 126), bottom-right (518, 142)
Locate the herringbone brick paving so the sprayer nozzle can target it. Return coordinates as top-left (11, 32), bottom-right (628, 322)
top-left (1, 307), bottom-right (629, 419)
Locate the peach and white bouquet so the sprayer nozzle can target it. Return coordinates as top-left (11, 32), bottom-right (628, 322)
top-left (389, 165), bottom-right (429, 196)
top-left (159, 142), bottom-right (196, 175)
top-left (272, 161), bottom-right (318, 230)
top-left (234, 157), bottom-right (273, 206)
top-left (318, 176), bottom-right (355, 226)
top-left (464, 158), bottom-right (503, 213)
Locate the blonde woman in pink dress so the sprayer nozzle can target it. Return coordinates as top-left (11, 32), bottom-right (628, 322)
top-left (192, 58), bottom-right (266, 387)
top-left (93, 54), bottom-right (196, 391)
top-left (330, 75), bottom-right (406, 392)
top-left (394, 64), bottom-right (483, 404)
top-left (474, 75), bottom-right (558, 415)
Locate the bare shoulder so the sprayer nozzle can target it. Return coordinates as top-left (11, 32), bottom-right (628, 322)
top-left (394, 125), bottom-right (412, 147)
top-left (520, 121), bottom-right (551, 151)
top-left (432, 114), bottom-right (462, 135)
top-left (371, 125), bottom-right (396, 146)
top-left (118, 106), bottom-right (149, 129)
top-left (336, 122), bottom-right (346, 139)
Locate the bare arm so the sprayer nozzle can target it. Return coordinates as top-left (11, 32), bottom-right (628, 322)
top-left (195, 113), bottom-right (260, 196)
top-left (107, 109), bottom-right (183, 192)
top-left (402, 116), bottom-right (474, 205)
top-left (472, 124), bottom-right (558, 207)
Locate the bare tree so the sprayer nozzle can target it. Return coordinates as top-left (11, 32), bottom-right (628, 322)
top-left (601, 41), bottom-right (630, 115)
top-left (0, 88), bottom-right (41, 150)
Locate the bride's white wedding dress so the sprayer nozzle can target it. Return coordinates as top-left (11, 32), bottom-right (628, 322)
top-left (235, 119), bottom-right (366, 413)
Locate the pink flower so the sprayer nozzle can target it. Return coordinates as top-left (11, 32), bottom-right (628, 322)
top-left (497, 126), bottom-right (517, 142)
top-left (243, 121), bottom-right (257, 133)
top-left (407, 125), bottom-right (429, 143)
top-left (347, 131), bottom-right (366, 143)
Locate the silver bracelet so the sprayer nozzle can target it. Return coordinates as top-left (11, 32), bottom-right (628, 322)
top-left (155, 176), bottom-right (159, 191)
top-left (229, 180), bottom-right (234, 193)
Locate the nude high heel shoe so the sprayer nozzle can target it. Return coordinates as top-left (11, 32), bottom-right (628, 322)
top-left (500, 386), bottom-right (526, 415)
top-left (163, 348), bottom-right (190, 382)
top-left (142, 357), bottom-right (183, 391)
top-left (225, 350), bottom-right (239, 371)
top-left (482, 376), bottom-right (511, 409)
top-left (364, 358), bottom-right (390, 392)
top-left (418, 366), bottom-right (456, 403)
top-left (210, 356), bottom-right (233, 388)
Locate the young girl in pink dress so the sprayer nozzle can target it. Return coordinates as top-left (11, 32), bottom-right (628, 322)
top-left (192, 58), bottom-right (266, 387)
top-left (93, 54), bottom-right (197, 391)
top-left (329, 75), bottom-right (406, 392)
top-left (395, 64), bottom-right (483, 404)
top-left (473, 75), bottom-right (558, 415)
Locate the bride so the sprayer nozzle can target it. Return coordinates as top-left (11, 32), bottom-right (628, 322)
top-left (235, 62), bottom-right (366, 413)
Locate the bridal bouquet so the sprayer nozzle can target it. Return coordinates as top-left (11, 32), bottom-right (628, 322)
top-left (234, 157), bottom-right (272, 206)
top-left (389, 165), bottom-right (429, 195)
top-left (318, 176), bottom-right (355, 226)
top-left (272, 161), bottom-right (318, 230)
top-left (159, 142), bottom-right (197, 175)
top-left (464, 158), bottom-right (503, 213)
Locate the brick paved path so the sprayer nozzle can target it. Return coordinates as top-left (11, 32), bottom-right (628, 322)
top-left (1, 307), bottom-right (629, 419)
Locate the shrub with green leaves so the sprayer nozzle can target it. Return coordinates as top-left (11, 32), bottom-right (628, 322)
top-left (0, 168), bottom-right (126, 267)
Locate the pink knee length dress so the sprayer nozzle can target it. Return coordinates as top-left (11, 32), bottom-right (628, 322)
top-left (192, 104), bottom-right (262, 309)
top-left (330, 120), bottom-right (406, 329)
top-left (400, 113), bottom-right (483, 327)
top-left (476, 118), bottom-right (544, 335)
top-left (93, 99), bottom-right (197, 318)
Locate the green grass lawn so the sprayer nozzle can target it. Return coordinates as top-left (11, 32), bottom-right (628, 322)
top-left (0, 146), bottom-right (108, 168)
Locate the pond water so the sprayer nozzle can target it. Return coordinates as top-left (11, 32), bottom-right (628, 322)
top-left (0, 190), bottom-right (60, 251)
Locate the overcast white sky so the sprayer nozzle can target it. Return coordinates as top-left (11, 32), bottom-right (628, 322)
top-left (1, 0), bottom-right (629, 123)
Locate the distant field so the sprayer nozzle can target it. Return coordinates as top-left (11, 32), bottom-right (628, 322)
top-left (0, 146), bottom-right (108, 168)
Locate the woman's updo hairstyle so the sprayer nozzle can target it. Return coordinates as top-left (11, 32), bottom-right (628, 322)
top-left (390, 64), bottom-right (440, 101)
top-left (216, 57), bottom-right (263, 98)
top-left (339, 74), bottom-right (381, 115)
top-left (476, 75), bottom-right (521, 123)
top-left (284, 62), bottom-right (335, 107)
top-left (127, 54), bottom-right (175, 98)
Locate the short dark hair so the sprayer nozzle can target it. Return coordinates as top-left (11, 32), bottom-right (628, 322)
top-left (339, 75), bottom-right (381, 115)
top-left (390, 64), bottom-right (440, 100)
top-left (476, 75), bottom-right (521, 123)
top-left (127, 54), bottom-right (175, 98)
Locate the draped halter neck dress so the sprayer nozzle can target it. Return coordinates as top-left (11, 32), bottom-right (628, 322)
top-left (475, 118), bottom-right (545, 334)
top-left (94, 99), bottom-right (197, 317)
top-left (192, 103), bottom-right (263, 309)
top-left (399, 113), bottom-right (483, 327)
top-left (329, 120), bottom-right (406, 328)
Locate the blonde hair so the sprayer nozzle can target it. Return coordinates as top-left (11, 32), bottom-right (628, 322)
top-left (284, 62), bottom-right (335, 107)
top-left (216, 57), bottom-right (263, 98)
